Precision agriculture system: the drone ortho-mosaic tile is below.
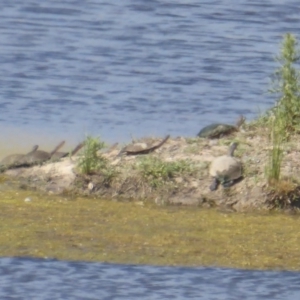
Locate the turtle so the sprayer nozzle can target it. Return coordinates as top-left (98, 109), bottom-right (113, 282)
top-left (51, 142), bottom-right (84, 160)
top-left (197, 115), bottom-right (245, 139)
top-left (0, 145), bottom-right (39, 169)
top-left (209, 142), bottom-right (242, 191)
top-left (117, 135), bottom-right (170, 157)
top-left (16, 141), bottom-right (65, 167)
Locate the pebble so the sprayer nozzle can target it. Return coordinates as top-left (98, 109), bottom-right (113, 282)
top-left (88, 182), bottom-right (94, 190)
top-left (24, 197), bottom-right (32, 202)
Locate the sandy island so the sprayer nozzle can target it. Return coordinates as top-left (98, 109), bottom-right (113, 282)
top-left (2, 122), bottom-right (300, 213)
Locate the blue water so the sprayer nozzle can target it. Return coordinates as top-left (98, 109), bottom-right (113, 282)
top-left (1, 0), bottom-right (300, 298)
top-left (1, 0), bottom-right (299, 148)
top-left (1, 257), bottom-right (300, 300)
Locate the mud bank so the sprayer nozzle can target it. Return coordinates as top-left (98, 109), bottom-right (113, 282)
top-left (3, 127), bottom-right (300, 213)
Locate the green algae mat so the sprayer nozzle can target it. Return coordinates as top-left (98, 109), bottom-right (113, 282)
top-left (0, 188), bottom-right (299, 270)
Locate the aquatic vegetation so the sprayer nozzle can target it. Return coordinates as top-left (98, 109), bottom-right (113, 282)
top-left (1, 189), bottom-right (300, 270)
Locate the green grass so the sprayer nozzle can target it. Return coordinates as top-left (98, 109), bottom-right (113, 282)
top-left (265, 33), bottom-right (300, 184)
top-left (270, 33), bottom-right (300, 135)
top-left (136, 156), bottom-right (196, 188)
top-left (265, 118), bottom-right (284, 183)
top-left (77, 136), bottom-right (107, 174)
top-left (77, 136), bottom-right (119, 186)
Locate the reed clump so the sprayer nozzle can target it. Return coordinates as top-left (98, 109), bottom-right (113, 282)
top-left (265, 33), bottom-right (300, 186)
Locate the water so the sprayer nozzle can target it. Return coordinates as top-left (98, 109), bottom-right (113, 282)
top-left (1, 1), bottom-right (300, 298)
top-left (1, 0), bottom-right (299, 151)
top-left (0, 257), bottom-right (299, 300)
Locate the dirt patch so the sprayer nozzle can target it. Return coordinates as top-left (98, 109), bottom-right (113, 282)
top-left (4, 127), bottom-right (300, 212)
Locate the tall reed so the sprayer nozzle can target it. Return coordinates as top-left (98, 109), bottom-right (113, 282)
top-left (266, 33), bottom-right (300, 184)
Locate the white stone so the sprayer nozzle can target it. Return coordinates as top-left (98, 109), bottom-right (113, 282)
top-left (88, 182), bottom-right (94, 190)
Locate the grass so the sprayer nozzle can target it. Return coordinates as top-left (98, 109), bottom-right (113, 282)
top-left (77, 136), bottom-right (107, 174)
top-left (77, 136), bottom-right (119, 185)
top-left (136, 156), bottom-right (197, 188)
top-left (265, 33), bottom-right (300, 186)
top-left (270, 33), bottom-right (300, 135)
top-left (265, 119), bottom-right (284, 184)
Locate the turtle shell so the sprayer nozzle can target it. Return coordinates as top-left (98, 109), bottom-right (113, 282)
top-left (197, 124), bottom-right (237, 139)
top-left (16, 141), bottom-right (65, 167)
top-left (0, 145), bottom-right (39, 168)
top-left (209, 155), bottom-right (242, 183)
top-left (1, 154), bottom-right (25, 166)
top-left (118, 135), bottom-right (170, 156)
top-left (18, 150), bottom-right (51, 165)
top-left (123, 143), bottom-right (147, 153)
top-left (51, 142), bottom-right (84, 160)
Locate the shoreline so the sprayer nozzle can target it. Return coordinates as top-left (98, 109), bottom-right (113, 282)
top-left (3, 124), bottom-right (300, 213)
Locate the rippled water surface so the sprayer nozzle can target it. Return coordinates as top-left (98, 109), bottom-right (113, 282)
top-left (1, 1), bottom-right (300, 298)
top-left (1, 0), bottom-right (300, 149)
top-left (0, 257), bottom-right (299, 300)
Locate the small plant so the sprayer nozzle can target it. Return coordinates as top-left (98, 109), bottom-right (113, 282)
top-left (77, 136), bottom-right (107, 174)
top-left (185, 137), bottom-right (199, 144)
top-left (136, 156), bottom-right (195, 188)
top-left (101, 167), bottom-right (120, 186)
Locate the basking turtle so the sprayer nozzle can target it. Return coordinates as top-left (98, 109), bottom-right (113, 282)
top-left (117, 135), bottom-right (170, 157)
top-left (209, 142), bottom-right (242, 191)
top-left (197, 115), bottom-right (245, 139)
top-left (16, 141), bottom-right (65, 166)
top-left (0, 145), bottom-right (39, 168)
top-left (51, 142), bottom-right (84, 160)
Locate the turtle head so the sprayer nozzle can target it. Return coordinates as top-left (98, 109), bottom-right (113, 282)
top-left (228, 142), bottom-right (238, 157)
top-left (236, 115), bottom-right (245, 128)
top-left (31, 145), bottom-right (39, 152)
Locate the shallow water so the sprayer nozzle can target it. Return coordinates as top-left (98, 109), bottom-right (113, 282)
top-left (1, 257), bottom-right (300, 300)
top-left (1, 0), bottom-right (300, 153)
top-left (0, 188), bottom-right (300, 298)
